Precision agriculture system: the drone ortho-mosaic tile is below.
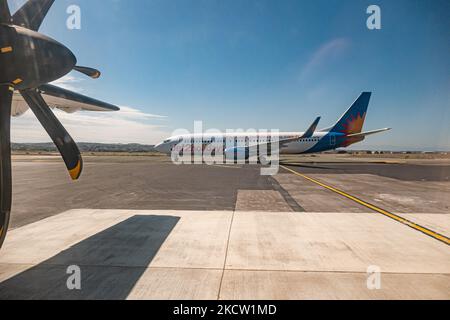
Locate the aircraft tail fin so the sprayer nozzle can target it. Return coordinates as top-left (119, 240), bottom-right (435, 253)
top-left (12, 0), bottom-right (55, 31)
top-left (330, 92), bottom-right (371, 135)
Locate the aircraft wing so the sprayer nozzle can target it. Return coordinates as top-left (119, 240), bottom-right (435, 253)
top-left (12, 84), bottom-right (120, 116)
top-left (243, 135), bottom-right (300, 151)
top-left (247, 117), bottom-right (322, 149)
top-left (225, 135), bottom-right (300, 159)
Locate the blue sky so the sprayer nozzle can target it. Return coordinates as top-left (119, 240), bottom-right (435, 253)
top-left (10, 0), bottom-right (450, 150)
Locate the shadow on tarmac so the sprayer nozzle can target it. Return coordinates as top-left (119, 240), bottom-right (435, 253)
top-left (0, 215), bottom-right (180, 300)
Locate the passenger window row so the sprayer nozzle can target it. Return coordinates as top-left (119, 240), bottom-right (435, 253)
top-left (182, 137), bottom-right (320, 144)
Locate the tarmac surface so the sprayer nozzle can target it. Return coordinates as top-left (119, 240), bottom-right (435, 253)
top-left (0, 154), bottom-right (449, 299)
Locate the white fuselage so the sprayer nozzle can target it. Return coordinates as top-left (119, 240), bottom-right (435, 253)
top-left (155, 131), bottom-right (334, 155)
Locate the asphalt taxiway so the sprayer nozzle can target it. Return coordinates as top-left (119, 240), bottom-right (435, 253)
top-left (0, 154), bottom-right (449, 299)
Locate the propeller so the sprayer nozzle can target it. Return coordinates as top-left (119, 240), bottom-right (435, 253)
top-left (0, 0), bottom-right (103, 248)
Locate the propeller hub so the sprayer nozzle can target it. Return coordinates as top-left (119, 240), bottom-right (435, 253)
top-left (0, 25), bottom-right (77, 90)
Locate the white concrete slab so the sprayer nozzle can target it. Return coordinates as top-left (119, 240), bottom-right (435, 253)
top-left (0, 210), bottom-right (232, 268)
top-left (0, 209), bottom-right (134, 265)
top-left (0, 264), bottom-right (222, 300)
top-left (226, 211), bottom-right (450, 274)
top-left (220, 270), bottom-right (450, 300)
top-left (149, 211), bottom-right (232, 269)
top-left (128, 268), bottom-right (222, 300)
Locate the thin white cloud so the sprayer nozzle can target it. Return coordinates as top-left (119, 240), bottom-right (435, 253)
top-left (118, 106), bottom-right (167, 120)
top-left (299, 38), bottom-right (350, 80)
top-left (11, 107), bottom-right (170, 145)
top-left (50, 74), bottom-right (84, 92)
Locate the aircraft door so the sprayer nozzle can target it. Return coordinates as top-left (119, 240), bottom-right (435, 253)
top-left (330, 135), bottom-right (336, 147)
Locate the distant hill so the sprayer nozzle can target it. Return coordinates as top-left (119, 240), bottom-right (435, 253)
top-left (12, 142), bottom-right (156, 153)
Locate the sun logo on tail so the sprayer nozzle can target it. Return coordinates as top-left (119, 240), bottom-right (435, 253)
top-left (341, 112), bottom-right (366, 135)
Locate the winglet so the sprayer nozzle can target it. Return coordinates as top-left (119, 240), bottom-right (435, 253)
top-left (300, 117), bottom-right (321, 139)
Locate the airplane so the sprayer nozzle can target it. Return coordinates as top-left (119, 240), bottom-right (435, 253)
top-left (155, 92), bottom-right (391, 160)
top-left (0, 0), bottom-right (120, 248)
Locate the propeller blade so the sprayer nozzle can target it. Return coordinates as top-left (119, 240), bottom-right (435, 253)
top-left (73, 66), bottom-right (101, 79)
top-left (20, 89), bottom-right (83, 180)
top-left (12, 0), bottom-right (55, 31)
top-left (0, 85), bottom-right (13, 248)
top-left (0, 0), bottom-right (12, 24)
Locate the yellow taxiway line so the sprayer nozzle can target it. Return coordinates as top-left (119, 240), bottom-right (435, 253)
top-left (281, 165), bottom-right (450, 246)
